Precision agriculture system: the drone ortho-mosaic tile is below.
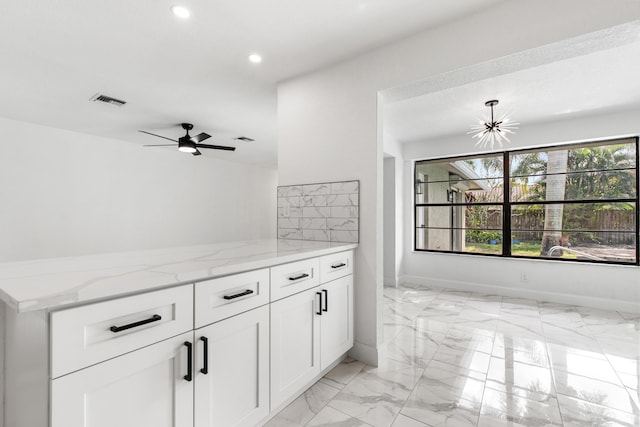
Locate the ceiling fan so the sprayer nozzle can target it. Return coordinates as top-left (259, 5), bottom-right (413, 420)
top-left (139, 123), bottom-right (236, 156)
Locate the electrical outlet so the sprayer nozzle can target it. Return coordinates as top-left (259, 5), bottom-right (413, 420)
top-left (520, 273), bottom-right (528, 283)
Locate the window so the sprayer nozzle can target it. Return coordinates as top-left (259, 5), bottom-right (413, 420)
top-left (414, 137), bottom-right (639, 265)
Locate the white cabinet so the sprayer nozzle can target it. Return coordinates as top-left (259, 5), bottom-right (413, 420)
top-left (51, 285), bottom-right (193, 378)
top-left (194, 305), bottom-right (270, 427)
top-left (51, 332), bottom-right (194, 427)
top-left (3, 248), bottom-right (354, 427)
top-left (270, 286), bottom-right (322, 409)
top-left (270, 251), bottom-right (354, 411)
top-left (320, 275), bottom-right (354, 371)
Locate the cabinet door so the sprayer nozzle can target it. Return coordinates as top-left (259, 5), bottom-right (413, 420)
top-left (194, 305), bottom-right (270, 427)
top-left (51, 332), bottom-right (194, 427)
top-left (270, 286), bottom-right (321, 410)
top-left (320, 275), bottom-right (354, 370)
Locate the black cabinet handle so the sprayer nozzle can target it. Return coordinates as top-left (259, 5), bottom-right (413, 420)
top-left (200, 337), bottom-right (208, 375)
top-left (322, 289), bottom-right (328, 312)
top-left (184, 341), bottom-right (193, 382)
top-left (331, 263), bottom-right (346, 269)
top-left (223, 289), bottom-right (254, 300)
top-left (110, 314), bottom-right (161, 333)
top-left (289, 273), bottom-right (309, 281)
top-left (316, 292), bottom-right (322, 316)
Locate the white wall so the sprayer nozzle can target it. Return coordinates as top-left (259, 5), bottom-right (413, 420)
top-left (0, 117), bottom-right (277, 424)
top-left (403, 108), bottom-right (640, 312)
top-left (0, 303), bottom-right (3, 427)
top-left (278, 1), bottom-right (640, 365)
top-left (384, 134), bottom-right (405, 288)
top-left (0, 117), bottom-right (277, 262)
top-left (383, 157), bottom-right (396, 285)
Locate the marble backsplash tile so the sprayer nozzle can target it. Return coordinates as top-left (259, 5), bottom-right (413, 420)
top-left (277, 180), bottom-right (359, 243)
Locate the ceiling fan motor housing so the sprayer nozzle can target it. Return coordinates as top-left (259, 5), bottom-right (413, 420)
top-left (178, 136), bottom-right (197, 152)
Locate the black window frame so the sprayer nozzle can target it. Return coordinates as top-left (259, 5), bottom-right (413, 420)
top-left (413, 137), bottom-right (640, 266)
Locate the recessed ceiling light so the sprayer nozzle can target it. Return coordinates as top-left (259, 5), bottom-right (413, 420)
top-left (170, 5), bottom-right (190, 19)
top-left (248, 54), bottom-right (262, 64)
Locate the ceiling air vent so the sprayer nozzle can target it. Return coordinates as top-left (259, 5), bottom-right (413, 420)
top-left (89, 93), bottom-right (127, 107)
top-left (234, 136), bottom-right (254, 142)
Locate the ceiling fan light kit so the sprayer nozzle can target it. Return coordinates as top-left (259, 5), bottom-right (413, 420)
top-left (140, 123), bottom-right (236, 156)
top-left (468, 99), bottom-right (519, 149)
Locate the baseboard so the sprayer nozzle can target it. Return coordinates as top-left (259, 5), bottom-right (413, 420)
top-left (403, 275), bottom-right (640, 313)
top-left (348, 341), bottom-right (379, 367)
top-left (383, 276), bottom-right (397, 287)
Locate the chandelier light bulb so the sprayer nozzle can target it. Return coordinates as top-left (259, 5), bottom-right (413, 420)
top-left (468, 99), bottom-right (519, 149)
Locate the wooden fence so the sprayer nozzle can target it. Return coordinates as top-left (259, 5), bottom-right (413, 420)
top-left (484, 209), bottom-right (636, 245)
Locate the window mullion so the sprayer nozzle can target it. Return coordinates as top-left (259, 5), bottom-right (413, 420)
top-left (503, 152), bottom-right (511, 257)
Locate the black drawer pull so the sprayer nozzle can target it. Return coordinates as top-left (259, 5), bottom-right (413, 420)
top-left (316, 292), bottom-right (322, 316)
top-left (200, 336), bottom-right (209, 375)
top-left (184, 341), bottom-right (193, 382)
top-left (331, 263), bottom-right (346, 269)
top-left (223, 289), bottom-right (254, 300)
top-left (322, 289), bottom-right (328, 312)
top-left (110, 314), bottom-right (162, 333)
top-left (289, 273), bottom-right (309, 281)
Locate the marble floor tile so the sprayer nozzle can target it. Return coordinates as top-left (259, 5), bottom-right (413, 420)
top-left (441, 329), bottom-right (495, 354)
top-left (456, 308), bottom-right (500, 323)
top-left (321, 357), bottom-right (366, 390)
top-left (539, 311), bottom-right (585, 326)
top-left (464, 300), bottom-right (502, 315)
top-left (545, 342), bottom-right (607, 361)
top-left (413, 318), bottom-right (452, 335)
top-left (478, 387), bottom-right (563, 427)
top-left (265, 380), bottom-right (340, 427)
top-left (492, 342), bottom-right (550, 369)
top-left (557, 394), bottom-right (640, 427)
top-left (384, 324), bottom-right (413, 345)
top-left (496, 321), bottom-right (545, 342)
top-left (486, 357), bottom-right (556, 398)
top-left (431, 344), bottom-right (492, 374)
top-left (599, 337), bottom-right (640, 359)
top-left (543, 329), bottom-right (603, 354)
top-left (328, 359), bottom-right (423, 427)
top-left (418, 360), bottom-right (486, 399)
top-left (537, 300), bottom-right (579, 315)
top-left (617, 310), bottom-right (640, 322)
top-left (306, 406), bottom-right (373, 427)
top-left (548, 345), bottom-right (622, 386)
top-left (553, 371), bottom-right (639, 414)
top-left (384, 330), bottom-right (441, 368)
top-left (400, 371), bottom-right (483, 427)
top-left (390, 414), bottom-right (428, 427)
top-left (448, 324), bottom-right (496, 339)
top-left (269, 285), bottom-right (640, 427)
top-left (577, 306), bottom-right (625, 324)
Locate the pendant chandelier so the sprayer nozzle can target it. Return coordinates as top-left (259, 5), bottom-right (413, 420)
top-left (468, 99), bottom-right (519, 149)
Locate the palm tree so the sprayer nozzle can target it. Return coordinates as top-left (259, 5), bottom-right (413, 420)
top-left (540, 149), bottom-right (568, 255)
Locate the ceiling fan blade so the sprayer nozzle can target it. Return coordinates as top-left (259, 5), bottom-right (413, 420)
top-left (190, 132), bottom-right (211, 143)
top-left (192, 149), bottom-right (202, 156)
top-left (143, 144), bottom-right (178, 147)
top-left (138, 130), bottom-right (178, 143)
top-left (196, 143), bottom-right (236, 151)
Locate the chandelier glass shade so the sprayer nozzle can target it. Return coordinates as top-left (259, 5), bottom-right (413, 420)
top-left (468, 99), bottom-right (519, 149)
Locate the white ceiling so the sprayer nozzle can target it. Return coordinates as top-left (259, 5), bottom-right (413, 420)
top-left (384, 39), bottom-right (640, 144)
top-left (0, 0), bottom-right (505, 165)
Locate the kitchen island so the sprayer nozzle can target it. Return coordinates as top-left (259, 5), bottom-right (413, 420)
top-left (0, 239), bottom-right (356, 427)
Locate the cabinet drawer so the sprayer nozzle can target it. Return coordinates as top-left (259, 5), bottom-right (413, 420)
top-left (270, 257), bottom-right (320, 301)
top-left (51, 285), bottom-right (193, 378)
top-left (320, 250), bottom-right (353, 283)
top-left (194, 268), bottom-right (269, 328)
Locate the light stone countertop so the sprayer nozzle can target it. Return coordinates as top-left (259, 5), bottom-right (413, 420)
top-left (0, 239), bottom-right (357, 313)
